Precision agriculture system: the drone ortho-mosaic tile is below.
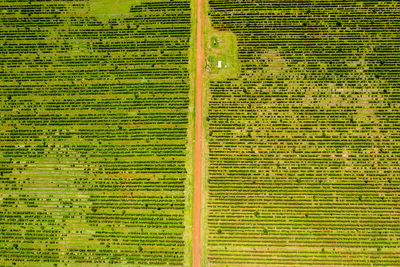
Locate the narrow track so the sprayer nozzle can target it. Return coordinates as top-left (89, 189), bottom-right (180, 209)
top-left (192, 0), bottom-right (204, 264)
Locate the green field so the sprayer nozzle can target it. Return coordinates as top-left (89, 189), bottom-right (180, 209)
top-left (204, 0), bottom-right (400, 266)
top-left (1, 0), bottom-right (400, 266)
top-left (0, 0), bottom-right (193, 265)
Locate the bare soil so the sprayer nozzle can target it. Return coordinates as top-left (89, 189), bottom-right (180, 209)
top-left (193, 0), bottom-right (204, 265)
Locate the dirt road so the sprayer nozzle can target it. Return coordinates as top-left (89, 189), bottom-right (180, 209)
top-left (193, 0), bottom-right (204, 264)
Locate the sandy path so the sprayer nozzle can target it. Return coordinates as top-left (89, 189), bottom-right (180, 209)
top-left (193, 0), bottom-right (204, 264)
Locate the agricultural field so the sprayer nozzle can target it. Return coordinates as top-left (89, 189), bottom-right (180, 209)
top-left (204, 0), bottom-right (400, 266)
top-left (2, 0), bottom-right (400, 266)
top-left (0, 0), bottom-right (193, 266)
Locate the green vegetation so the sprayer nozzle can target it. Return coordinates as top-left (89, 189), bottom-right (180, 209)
top-left (90, 0), bottom-right (139, 16)
top-left (204, 0), bottom-right (400, 266)
top-left (0, 0), bottom-right (192, 266)
top-left (2, 0), bottom-right (400, 266)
